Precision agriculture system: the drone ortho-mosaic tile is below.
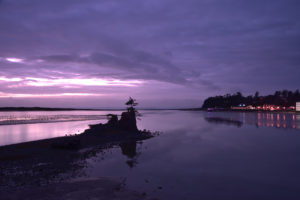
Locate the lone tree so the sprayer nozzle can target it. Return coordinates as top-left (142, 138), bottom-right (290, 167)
top-left (125, 97), bottom-right (141, 119)
top-left (126, 97), bottom-right (138, 110)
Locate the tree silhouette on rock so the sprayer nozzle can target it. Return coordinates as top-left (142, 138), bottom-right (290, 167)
top-left (118, 97), bottom-right (139, 131)
top-left (126, 97), bottom-right (138, 111)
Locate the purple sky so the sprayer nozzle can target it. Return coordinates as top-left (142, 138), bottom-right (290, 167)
top-left (0, 0), bottom-right (300, 108)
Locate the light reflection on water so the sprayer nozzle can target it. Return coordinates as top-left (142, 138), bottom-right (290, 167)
top-left (84, 110), bottom-right (300, 200)
top-left (0, 111), bottom-right (109, 125)
top-left (1, 110), bottom-right (298, 147)
top-left (0, 110), bottom-right (121, 146)
top-left (204, 111), bottom-right (300, 130)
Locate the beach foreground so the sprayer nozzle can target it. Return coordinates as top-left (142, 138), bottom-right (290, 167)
top-left (0, 177), bottom-right (156, 200)
top-left (0, 109), bottom-right (156, 200)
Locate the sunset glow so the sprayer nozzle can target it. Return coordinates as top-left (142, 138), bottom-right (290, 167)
top-left (0, 77), bottom-right (23, 82)
top-left (0, 76), bottom-right (142, 87)
top-left (0, 75), bottom-right (143, 100)
top-left (0, 0), bottom-right (299, 109)
top-left (5, 58), bottom-right (23, 63)
top-left (0, 92), bottom-right (102, 98)
top-left (24, 77), bottom-right (143, 87)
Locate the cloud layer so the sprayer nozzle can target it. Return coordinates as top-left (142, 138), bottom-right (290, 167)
top-left (0, 0), bottom-right (300, 108)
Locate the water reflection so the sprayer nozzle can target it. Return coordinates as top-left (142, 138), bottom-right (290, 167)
top-left (204, 117), bottom-right (243, 127)
top-left (0, 138), bottom-right (145, 189)
top-left (256, 113), bottom-right (300, 130)
top-left (205, 112), bottom-right (300, 130)
top-left (0, 120), bottom-right (103, 146)
top-left (84, 110), bottom-right (300, 200)
top-left (3, 110), bottom-right (296, 199)
top-left (120, 141), bottom-right (140, 168)
top-left (0, 111), bottom-right (121, 146)
top-left (0, 111), bottom-right (112, 125)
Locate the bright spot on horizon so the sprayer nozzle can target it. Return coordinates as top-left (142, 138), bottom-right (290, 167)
top-left (24, 77), bottom-right (143, 87)
top-left (0, 76), bottom-right (144, 98)
top-left (0, 76), bottom-right (143, 87)
top-left (0, 92), bottom-right (102, 98)
top-left (5, 57), bottom-right (23, 63)
top-left (0, 76), bottom-right (23, 82)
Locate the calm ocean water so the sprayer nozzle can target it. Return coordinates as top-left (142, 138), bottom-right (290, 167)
top-left (1, 110), bottom-right (300, 199)
top-left (86, 110), bottom-right (300, 200)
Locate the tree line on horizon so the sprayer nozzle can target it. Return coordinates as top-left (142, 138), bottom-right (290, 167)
top-left (202, 90), bottom-right (300, 109)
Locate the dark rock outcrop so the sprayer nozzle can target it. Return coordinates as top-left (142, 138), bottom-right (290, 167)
top-left (49, 107), bottom-right (153, 151)
top-left (118, 108), bottom-right (138, 131)
top-left (84, 108), bottom-right (138, 135)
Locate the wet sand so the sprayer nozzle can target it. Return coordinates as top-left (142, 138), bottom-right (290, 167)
top-left (0, 177), bottom-right (157, 200)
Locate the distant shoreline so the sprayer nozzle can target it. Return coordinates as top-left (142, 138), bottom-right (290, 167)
top-left (180, 107), bottom-right (300, 113)
top-left (0, 107), bottom-right (298, 113)
top-left (0, 107), bottom-right (186, 112)
top-left (201, 109), bottom-right (298, 114)
top-left (0, 107), bottom-right (122, 111)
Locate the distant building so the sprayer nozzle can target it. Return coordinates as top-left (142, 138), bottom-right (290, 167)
top-left (297, 102), bottom-right (300, 111)
top-left (231, 105), bottom-right (255, 110)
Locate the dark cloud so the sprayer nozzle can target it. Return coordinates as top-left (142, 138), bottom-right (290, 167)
top-left (35, 50), bottom-right (188, 84)
top-left (0, 0), bottom-right (300, 107)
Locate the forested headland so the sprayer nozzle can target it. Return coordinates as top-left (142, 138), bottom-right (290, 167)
top-left (202, 90), bottom-right (300, 109)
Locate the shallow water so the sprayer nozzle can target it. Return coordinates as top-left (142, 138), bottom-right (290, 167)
top-left (0, 110), bottom-right (121, 146)
top-left (1, 110), bottom-right (300, 199)
top-left (84, 110), bottom-right (300, 200)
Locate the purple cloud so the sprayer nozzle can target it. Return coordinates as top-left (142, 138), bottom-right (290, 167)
top-left (0, 0), bottom-right (299, 108)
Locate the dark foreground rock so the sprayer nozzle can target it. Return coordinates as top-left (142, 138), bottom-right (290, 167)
top-left (49, 108), bottom-right (151, 150)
